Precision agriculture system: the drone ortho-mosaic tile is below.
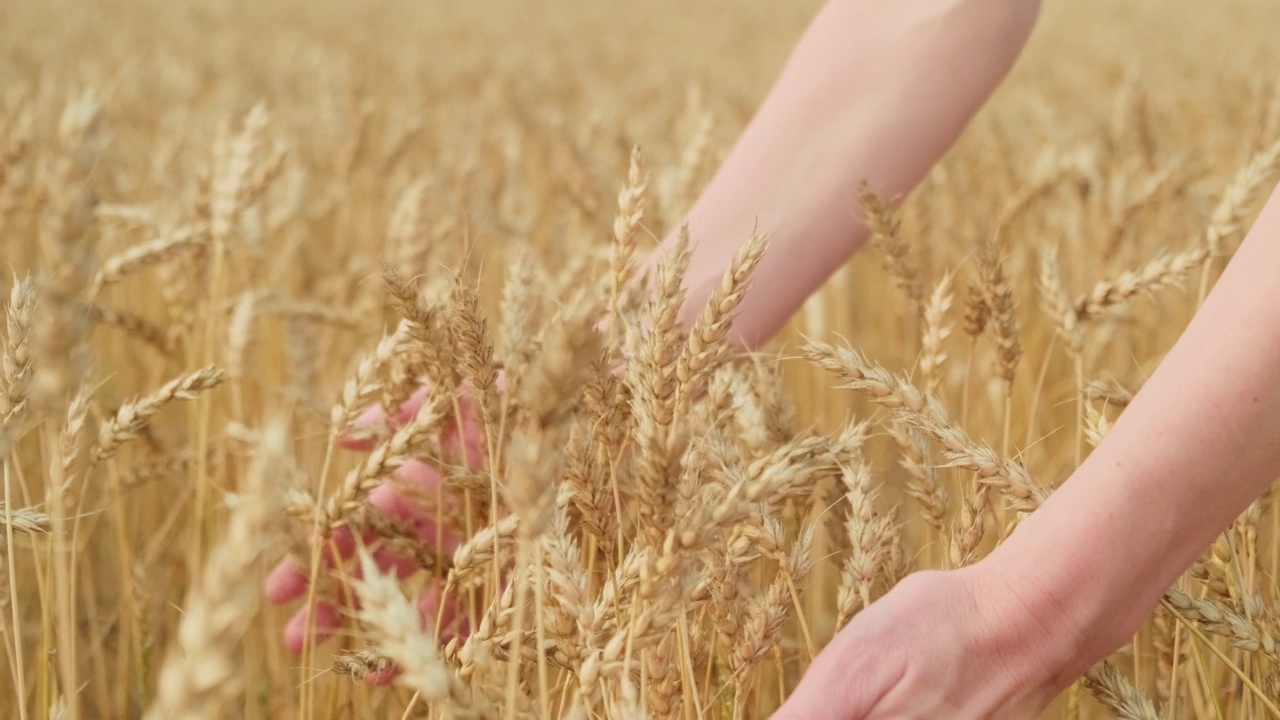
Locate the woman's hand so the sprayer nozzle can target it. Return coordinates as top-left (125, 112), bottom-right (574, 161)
top-left (263, 383), bottom-right (487, 683)
top-left (772, 563), bottom-right (1088, 719)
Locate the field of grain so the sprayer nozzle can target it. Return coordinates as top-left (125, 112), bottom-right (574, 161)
top-left (4, 0), bottom-right (1280, 717)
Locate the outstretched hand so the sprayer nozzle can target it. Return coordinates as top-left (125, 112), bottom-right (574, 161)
top-left (263, 383), bottom-right (487, 683)
top-left (772, 566), bottom-right (1087, 719)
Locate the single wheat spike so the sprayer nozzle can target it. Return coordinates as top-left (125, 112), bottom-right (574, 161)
top-left (387, 176), bottom-right (433, 273)
top-left (225, 290), bottom-right (258, 381)
top-left (673, 110), bottom-right (714, 215)
top-left (265, 298), bottom-right (365, 330)
top-left (961, 282), bottom-right (988, 339)
top-left (350, 549), bottom-right (486, 718)
top-left (562, 418), bottom-right (615, 556)
top-left (919, 271), bottom-right (954, 396)
top-left (0, 505), bottom-right (51, 535)
top-left (1074, 244), bottom-right (1211, 322)
top-left (1206, 135), bottom-right (1280, 255)
top-left (332, 650), bottom-right (392, 679)
top-left (210, 103), bottom-right (269, 246)
top-left (449, 515), bottom-right (520, 590)
top-left (146, 418), bottom-right (287, 719)
top-left (731, 575), bottom-right (790, 711)
top-left (499, 247), bottom-right (538, 396)
top-left (888, 421), bottom-right (948, 532)
top-left (835, 452), bottom-right (890, 627)
top-left (87, 304), bottom-right (173, 354)
top-left (330, 322), bottom-right (409, 437)
top-left (1, 276), bottom-right (35, 426)
top-left (1082, 379), bottom-right (1135, 408)
top-left (805, 340), bottom-right (1047, 513)
top-left (948, 484), bottom-right (992, 568)
top-left (676, 232), bottom-right (767, 404)
top-left (1083, 661), bottom-right (1161, 720)
top-left (1083, 402), bottom-right (1111, 448)
top-left (540, 509), bottom-right (594, 661)
top-left (450, 276), bottom-right (501, 423)
top-left (92, 367), bottom-right (226, 464)
top-left (1165, 587), bottom-right (1280, 664)
top-left (91, 224), bottom-right (207, 292)
top-left (1039, 247), bottom-right (1082, 358)
top-left (121, 451), bottom-right (199, 490)
top-left (57, 383), bottom-right (92, 503)
top-left (978, 240), bottom-right (1021, 387)
top-left (860, 183), bottom-right (923, 314)
top-left (609, 145), bottom-right (648, 332)
top-left (631, 226), bottom-right (691, 546)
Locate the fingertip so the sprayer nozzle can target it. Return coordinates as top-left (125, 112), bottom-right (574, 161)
top-left (375, 462), bottom-right (442, 506)
top-left (264, 556), bottom-right (308, 604)
top-left (389, 386), bottom-right (430, 427)
top-left (283, 602), bottom-right (342, 655)
top-left (365, 667), bottom-right (399, 686)
top-left (370, 471), bottom-right (461, 556)
top-left (323, 527), bottom-right (357, 566)
top-left (349, 543), bottom-right (417, 582)
top-left (341, 386), bottom-right (432, 449)
top-left (338, 404), bottom-right (389, 451)
top-left (338, 434), bottom-right (377, 452)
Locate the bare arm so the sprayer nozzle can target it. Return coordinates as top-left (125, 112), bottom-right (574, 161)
top-left (772, 182), bottom-right (1280, 717)
top-left (991, 182), bottom-right (1280, 667)
top-left (650, 0), bottom-right (1044, 348)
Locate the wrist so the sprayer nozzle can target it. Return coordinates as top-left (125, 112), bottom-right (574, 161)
top-left (977, 477), bottom-right (1177, 676)
top-left (955, 553), bottom-right (1099, 686)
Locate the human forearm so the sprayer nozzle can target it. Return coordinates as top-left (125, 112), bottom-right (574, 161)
top-left (650, 0), bottom-right (1043, 349)
top-left (990, 183), bottom-right (1280, 664)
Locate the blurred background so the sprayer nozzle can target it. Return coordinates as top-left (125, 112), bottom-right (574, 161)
top-left (3, 0), bottom-right (1279, 717)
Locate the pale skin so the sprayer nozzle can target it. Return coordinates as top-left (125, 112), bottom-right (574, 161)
top-left (265, 0), bottom-right (1280, 715)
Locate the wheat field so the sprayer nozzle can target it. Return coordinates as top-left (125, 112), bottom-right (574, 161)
top-left (4, 0), bottom-right (1280, 717)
